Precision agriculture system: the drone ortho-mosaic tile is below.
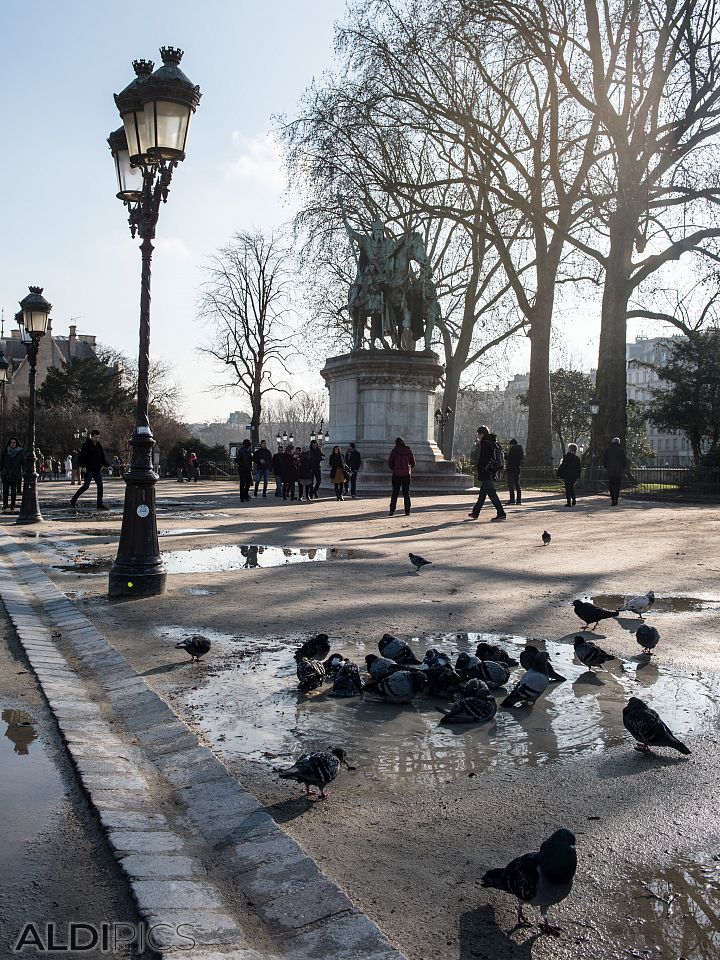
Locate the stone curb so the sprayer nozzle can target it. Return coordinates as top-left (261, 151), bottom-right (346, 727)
top-left (0, 535), bottom-right (407, 960)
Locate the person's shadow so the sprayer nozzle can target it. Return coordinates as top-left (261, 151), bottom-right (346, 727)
top-left (459, 904), bottom-right (539, 959)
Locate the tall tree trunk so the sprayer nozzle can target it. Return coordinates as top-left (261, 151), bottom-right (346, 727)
top-left (441, 353), bottom-right (463, 458)
top-left (524, 289), bottom-right (554, 466)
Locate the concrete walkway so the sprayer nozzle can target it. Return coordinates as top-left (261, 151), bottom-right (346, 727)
top-left (0, 533), bottom-right (406, 960)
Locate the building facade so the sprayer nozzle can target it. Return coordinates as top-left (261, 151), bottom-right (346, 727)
top-left (2, 322), bottom-right (98, 408)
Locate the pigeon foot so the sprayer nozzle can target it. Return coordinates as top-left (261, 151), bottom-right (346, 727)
top-left (633, 744), bottom-right (652, 753)
top-left (515, 906), bottom-right (532, 927)
top-left (539, 920), bottom-right (562, 936)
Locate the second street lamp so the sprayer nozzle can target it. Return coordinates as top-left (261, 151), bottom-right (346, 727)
top-left (107, 47), bottom-right (201, 598)
top-left (16, 287), bottom-right (52, 525)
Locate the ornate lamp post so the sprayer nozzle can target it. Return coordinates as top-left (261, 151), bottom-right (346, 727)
top-left (434, 406), bottom-right (453, 454)
top-left (586, 396), bottom-right (602, 492)
top-left (0, 346), bottom-right (9, 449)
top-left (16, 287), bottom-right (52, 525)
top-left (107, 47), bottom-right (201, 598)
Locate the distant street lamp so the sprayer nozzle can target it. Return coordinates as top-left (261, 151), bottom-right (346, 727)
top-left (276, 432), bottom-right (283, 445)
top-left (586, 396), bottom-right (602, 492)
top-left (434, 406), bottom-right (453, 454)
top-left (0, 346), bottom-right (9, 449)
top-left (16, 287), bottom-right (52, 525)
top-left (107, 47), bottom-right (201, 598)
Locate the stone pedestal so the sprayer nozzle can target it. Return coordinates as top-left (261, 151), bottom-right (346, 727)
top-left (321, 351), bottom-right (473, 493)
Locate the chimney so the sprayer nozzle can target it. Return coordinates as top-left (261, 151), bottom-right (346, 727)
top-left (69, 324), bottom-right (77, 358)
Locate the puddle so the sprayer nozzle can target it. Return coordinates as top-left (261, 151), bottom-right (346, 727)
top-left (621, 856), bottom-right (720, 958)
top-left (0, 705), bottom-right (64, 889)
top-left (158, 528), bottom-right (205, 536)
top-left (593, 594), bottom-right (720, 614)
top-left (156, 629), bottom-right (720, 786)
top-left (162, 544), bottom-right (353, 574)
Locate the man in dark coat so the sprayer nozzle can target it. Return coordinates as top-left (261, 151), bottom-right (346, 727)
top-left (343, 442), bottom-right (362, 499)
top-left (235, 439), bottom-right (254, 502)
top-left (388, 437), bottom-right (416, 516)
top-left (505, 438), bottom-right (525, 505)
top-left (252, 440), bottom-right (273, 497)
top-left (175, 448), bottom-right (187, 482)
top-left (70, 430), bottom-right (109, 511)
top-left (602, 437), bottom-right (628, 506)
top-left (467, 425), bottom-right (506, 521)
top-left (271, 444), bottom-right (284, 498)
top-left (309, 440), bottom-right (325, 498)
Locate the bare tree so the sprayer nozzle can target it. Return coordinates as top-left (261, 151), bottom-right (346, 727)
top-left (197, 229), bottom-right (298, 446)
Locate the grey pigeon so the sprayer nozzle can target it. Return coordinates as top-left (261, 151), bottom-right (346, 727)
top-left (378, 633), bottom-right (422, 665)
top-left (573, 636), bottom-right (616, 671)
top-left (481, 828), bottom-right (577, 933)
top-left (463, 677), bottom-right (490, 697)
top-left (422, 647), bottom-right (452, 670)
top-left (409, 552), bottom-right (431, 572)
top-left (455, 652), bottom-right (484, 680)
top-left (277, 747), bottom-right (356, 799)
top-left (375, 670), bottom-right (427, 703)
top-left (636, 624), bottom-right (660, 655)
top-left (438, 692), bottom-right (497, 724)
top-left (364, 654), bottom-right (403, 684)
top-left (295, 633), bottom-right (331, 662)
top-left (572, 599), bottom-right (619, 630)
top-left (520, 645), bottom-right (566, 682)
top-left (623, 697), bottom-right (690, 755)
top-left (296, 657), bottom-right (325, 692)
top-left (475, 641), bottom-right (519, 667)
top-left (328, 661), bottom-right (364, 698)
top-left (175, 635), bottom-right (211, 661)
top-left (623, 590), bottom-right (655, 619)
top-left (501, 651), bottom-right (551, 708)
top-left (322, 653), bottom-right (346, 677)
top-left (477, 660), bottom-right (511, 689)
top-left (425, 664), bottom-right (464, 699)
top-left (542, 530), bottom-right (551, 546)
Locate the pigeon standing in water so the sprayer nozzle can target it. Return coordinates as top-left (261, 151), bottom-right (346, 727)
top-left (481, 828), bottom-right (577, 934)
top-left (295, 633), bottom-right (331, 663)
top-left (296, 657), bottom-right (325, 692)
top-left (520, 645), bottom-right (566, 682)
top-left (425, 664), bottom-right (464, 699)
top-left (438, 690), bottom-right (497, 724)
top-left (622, 590), bottom-right (655, 619)
top-left (572, 599), bottom-right (620, 631)
top-left (364, 654), bottom-right (403, 684)
top-left (378, 634), bottom-right (422, 665)
top-left (328, 661), bottom-right (364, 698)
top-left (542, 530), bottom-right (551, 546)
top-left (175, 635), bottom-right (212, 661)
top-left (501, 651), bottom-right (551, 708)
top-left (573, 636), bottom-right (616, 671)
top-left (277, 747), bottom-right (356, 799)
top-left (477, 660), bottom-right (511, 689)
top-left (422, 648), bottom-right (452, 670)
top-left (322, 653), bottom-right (346, 677)
top-left (409, 552), bottom-right (432, 572)
top-left (475, 641), bottom-right (519, 667)
top-left (623, 697), bottom-right (691, 755)
top-left (374, 670), bottom-right (427, 703)
top-left (636, 624), bottom-right (661, 655)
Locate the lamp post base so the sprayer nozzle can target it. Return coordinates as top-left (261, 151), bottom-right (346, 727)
top-left (108, 565), bottom-right (167, 598)
top-left (17, 476), bottom-right (43, 524)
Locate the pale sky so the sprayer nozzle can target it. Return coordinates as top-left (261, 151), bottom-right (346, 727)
top-left (0, 1), bottom-right (673, 425)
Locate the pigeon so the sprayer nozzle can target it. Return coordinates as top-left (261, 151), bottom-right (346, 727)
top-left (422, 647), bottom-right (452, 671)
top-left (322, 653), bottom-right (346, 677)
top-left (409, 552), bottom-right (431, 572)
top-left (572, 599), bottom-right (620, 631)
top-left (520, 645), bottom-right (566, 682)
top-left (636, 624), bottom-right (661, 655)
top-left (294, 633), bottom-right (331, 663)
top-left (296, 657), bottom-right (325, 692)
top-left (277, 747), bottom-right (356, 799)
top-left (328, 661), bottom-right (364, 698)
top-left (463, 677), bottom-right (490, 697)
top-left (364, 654), bottom-right (403, 683)
top-left (425, 664), bottom-right (465, 699)
top-left (622, 591), bottom-right (655, 619)
top-left (477, 660), bottom-right (511, 689)
top-left (378, 633), bottom-right (422, 665)
top-left (438, 691), bottom-right (498, 724)
top-left (475, 641), bottom-right (519, 667)
top-left (481, 828), bottom-right (577, 934)
top-left (542, 530), bottom-right (551, 546)
top-left (622, 697), bottom-right (691, 755)
top-left (573, 636), bottom-right (616, 671)
top-left (175, 635), bottom-right (211, 661)
top-left (501, 651), bottom-right (551, 708)
top-left (374, 670), bottom-right (427, 703)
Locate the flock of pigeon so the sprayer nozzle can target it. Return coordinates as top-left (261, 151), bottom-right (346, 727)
top-left (174, 585), bottom-right (691, 934)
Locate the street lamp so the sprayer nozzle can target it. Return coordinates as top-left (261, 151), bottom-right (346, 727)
top-left (107, 47), bottom-right (201, 598)
top-left (434, 406), bottom-right (453, 454)
top-left (16, 287), bottom-right (52, 525)
top-left (276, 432), bottom-right (282, 445)
top-left (0, 346), bottom-right (9, 450)
top-left (586, 396), bottom-right (602, 492)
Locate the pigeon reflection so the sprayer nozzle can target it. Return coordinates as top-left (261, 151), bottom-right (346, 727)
top-left (2, 708), bottom-right (38, 756)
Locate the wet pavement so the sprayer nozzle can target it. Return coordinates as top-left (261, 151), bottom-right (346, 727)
top-left (593, 593), bottom-right (720, 614)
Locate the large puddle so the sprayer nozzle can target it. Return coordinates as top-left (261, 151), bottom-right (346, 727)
top-left (157, 629), bottom-right (720, 785)
top-left (593, 594), bottom-right (720, 614)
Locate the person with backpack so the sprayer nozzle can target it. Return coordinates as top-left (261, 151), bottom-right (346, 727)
top-left (235, 439), bottom-right (254, 502)
top-left (388, 437), bottom-right (416, 516)
top-left (70, 430), bottom-right (110, 511)
top-left (505, 438), bottom-right (525, 505)
top-left (467, 425), bottom-right (507, 521)
top-left (252, 440), bottom-right (272, 497)
top-left (557, 443), bottom-right (581, 507)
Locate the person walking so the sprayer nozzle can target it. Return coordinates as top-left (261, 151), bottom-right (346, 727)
top-left (557, 443), bottom-right (582, 507)
top-left (70, 448), bottom-right (81, 485)
top-left (187, 450), bottom-right (200, 482)
top-left (1, 437), bottom-right (24, 513)
top-left (328, 445), bottom-right (347, 501)
top-left (602, 437), bottom-right (628, 506)
top-left (280, 444), bottom-right (297, 500)
top-left (70, 430), bottom-right (109, 511)
top-left (344, 442), bottom-right (362, 499)
top-left (388, 436), bottom-right (416, 516)
top-left (64, 454), bottom-right (72, 481)
top-left (505, 438), bottom-right (525, 505)
top-left (297, 447), bottom-right (314, 502)
top-left (467, 425), bottom-right (506, 521)
top-left (271, 444), bottom-right (284, 498)
top-left (235, 439), bottom-right (254, 502)
top-left (309, 439), bottom-right (325, 498)
top-left (52, 458), bottom-right (61, 481)
top-left (252, 440), bottom-right (272, 497)
top-left (175, 448), bottom-right (187, 482)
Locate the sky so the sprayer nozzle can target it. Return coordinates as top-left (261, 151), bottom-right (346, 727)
top-left (0, 1), bottom-right (673, 425)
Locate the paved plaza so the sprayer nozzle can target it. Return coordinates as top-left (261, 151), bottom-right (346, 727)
top-left (1, 479), bottom-right (719, 959)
